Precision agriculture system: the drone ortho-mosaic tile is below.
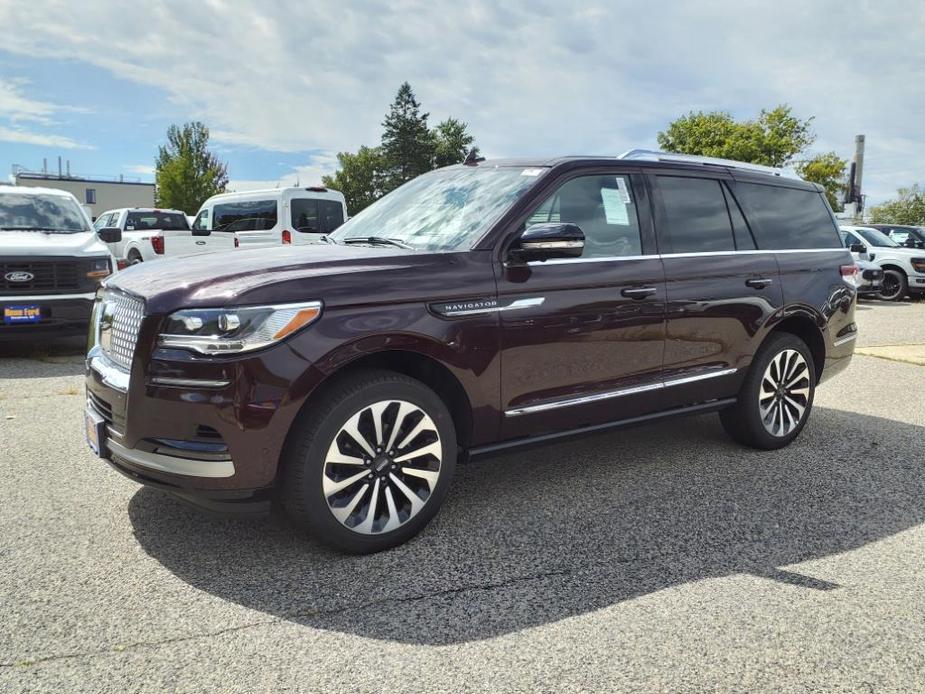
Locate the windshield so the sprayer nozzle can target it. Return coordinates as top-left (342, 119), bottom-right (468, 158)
top-left (330, 166), bottom-right (546, 251)
top-left (857, 228), bottom-right (899, 247)
top-left (126, 211), bottom-right (189, 231)
top-left (0, 192), bottom-right (88, 233)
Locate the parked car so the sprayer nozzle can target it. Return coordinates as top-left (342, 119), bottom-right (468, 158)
top-left (867, 224), bottom-right (925, 250)
top-left (854, 258), bottom-right (883, 298)
top-left (93, 207), bottom-right (234, 267)
top-left (86, 151), bottom-right (856, 553)
top-left (1, 185), bottom-right (117, 338)
top-left (839, 225), bottom-right (925, 300)
top-left (191, 187), bottom-right (347, 249)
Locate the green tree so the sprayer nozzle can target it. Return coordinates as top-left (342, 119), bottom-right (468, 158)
top-left (432, 117), bottom-right (476, 168)
top-left (869, 184), bottom-right (925, 225)
top-left (795, 152), bottom-right (847, 211)
top-left (657, 105), bottom-right (815, 167)
top-left (321, 146), bottom-right (386, 217)
top-left (323, 83), bottom-right (477, 214)
top-left (155, 122), bottom-right (228, 214)
top-left (380, 82), bottom-right (435, 189)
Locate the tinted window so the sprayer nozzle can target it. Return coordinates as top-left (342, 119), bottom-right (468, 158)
top-left (213, 200), bottom-right (277, 232)
top-left (527, 174), bottom-right (642, 258)
top-left (657, 176), bottom-right (734, 253)
top-left (736, 183), bottom-right (840, 249)
top-left (125, 211), bottom-right (189, 231)
top-left (291, 199), bottom-right (345, 234)
top-left (856, 228), bottom-right (898, 247)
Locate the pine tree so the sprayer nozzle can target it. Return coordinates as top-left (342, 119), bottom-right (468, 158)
top-left (380, 82), bottom-right (435, 190)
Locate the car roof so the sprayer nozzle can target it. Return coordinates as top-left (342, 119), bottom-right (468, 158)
top-left (450, 155), bottom-right (819, 190)
top-left (203, 187), bottom-right (346, 203)
top-left (0, 184), bottom-right (80, 198)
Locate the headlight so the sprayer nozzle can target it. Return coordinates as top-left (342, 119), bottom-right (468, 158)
top-left (86, 257), bottom-right (112, 280)
top-left (911, 258), bottom-right (925, 273)
top-left (158, 301), bottom-right (322, 355)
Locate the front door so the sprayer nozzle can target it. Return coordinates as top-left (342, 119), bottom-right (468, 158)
top-left (496, 170), bottom-right (667, 439)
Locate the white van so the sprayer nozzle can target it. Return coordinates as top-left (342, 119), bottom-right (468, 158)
top-left (1, 185), bottom-right (117, 338)
top-left (191, 187), bottom-right (347, 249)
top-left (93, 207), bottom-right (234, 267)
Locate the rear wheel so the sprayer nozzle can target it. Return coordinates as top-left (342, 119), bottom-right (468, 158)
top-left (281, 369), bottom-right (457, 554)
top-left (719, 333), bottom-right (816, 450)
top-left (880, 268), bottom-right (907, 301)
top-left (128, 250), bottom-right (143, 265)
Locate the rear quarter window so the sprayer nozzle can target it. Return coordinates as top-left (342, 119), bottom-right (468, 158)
top-left (735, 183), bottom-right (840, 250)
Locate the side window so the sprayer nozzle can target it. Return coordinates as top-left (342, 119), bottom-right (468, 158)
top-left (657, 176), bottom-right (735, 253)
top-left (320, 200), bottom-right (345, 233)
top-left (736, 183), bottom-right (841, 249)
top-left (525, 174), bottom-right (641, 258)
top-left (93, 212), bottom-right (112, 230)
top-left (890, 230), bottom-right (910, 244)
top-left (839, 231), bottom-right (852, 247)
top-left (192, 209), bottom-right (209, 231)
top-left (213, 200), bottom-right (278, 232)
top-left (722, 184), bottom-right (756, 250)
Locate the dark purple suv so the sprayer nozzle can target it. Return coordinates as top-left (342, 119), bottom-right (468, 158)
top-left (85, 152), bottom-right (858, 553)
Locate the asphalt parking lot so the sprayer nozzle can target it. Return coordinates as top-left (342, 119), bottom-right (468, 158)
top-left (2, 300), bottom-right (925, 693)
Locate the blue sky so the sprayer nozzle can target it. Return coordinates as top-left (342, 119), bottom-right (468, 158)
top-left (0, 1), bottom-right (922, 204)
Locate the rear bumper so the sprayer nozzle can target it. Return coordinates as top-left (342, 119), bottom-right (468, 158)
top-left (1, 292), bottom-right (94, 338)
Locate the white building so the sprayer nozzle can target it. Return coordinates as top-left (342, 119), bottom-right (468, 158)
top-left (12, 169), bottom-right (155, 221)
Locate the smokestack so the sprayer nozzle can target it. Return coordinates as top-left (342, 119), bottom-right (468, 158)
top-left (57, 156), bottom-right (62, 178)
top-left (66, 160), bottom-right (71, 177)
top-left (43, 158), bottom-right (47, 175)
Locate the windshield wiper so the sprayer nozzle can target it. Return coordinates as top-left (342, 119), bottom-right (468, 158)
top-left (0, 226), bottom-right (70, 232)
top-left (317, 235), bottom-right (340, 245)
top-left (342, 236), bottom-right (413, 249)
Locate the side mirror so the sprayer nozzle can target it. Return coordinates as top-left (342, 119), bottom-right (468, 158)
top-left (191, 227), bottom-right (211, 237)
top-left (97, 227), bottom-right (122, 244)
top-left (849, 243), bottom-right (866, 254)
top-left (509, 223), bottom-right (585, 264)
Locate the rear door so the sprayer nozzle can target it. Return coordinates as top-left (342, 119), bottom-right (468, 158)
top-left (289, 196), bottom-right (346, 245)
top-left (650, 171), bottom-right (783, 409)
top-left (497, 168), bottom-right (667, 438)
top-left (215, 199), bottom-right (280, 248)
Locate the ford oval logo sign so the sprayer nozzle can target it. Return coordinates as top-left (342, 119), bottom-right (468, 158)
top-left (4, 271), bottom-right (34, 283)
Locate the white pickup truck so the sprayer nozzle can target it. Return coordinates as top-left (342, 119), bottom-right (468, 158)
top-left (93, 207), bottom-right (234, 267)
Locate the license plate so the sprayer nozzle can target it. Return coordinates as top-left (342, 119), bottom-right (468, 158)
top-left (85, 406), bottom-right (107, 458)
top-left (3, 305), bottom-right (41, 324)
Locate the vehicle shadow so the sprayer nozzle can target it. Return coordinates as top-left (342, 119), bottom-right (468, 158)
top-left (128, 407), bottom-right (925, 646)
top-left (0, 336), bottom-right (86, 379)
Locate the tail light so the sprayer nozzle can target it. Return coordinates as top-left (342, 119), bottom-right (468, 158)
top-left (840, 263), bottom-right (858, 285)
top-left (150, 236), bottom-right (165, 255)
top-left (282, 229), bottom-right (292, 245)
top-left (116, 259), bottom-right (130, 271)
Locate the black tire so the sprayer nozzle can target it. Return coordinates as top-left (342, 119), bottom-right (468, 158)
top-left (280, 369), bottom-right (457, 554)
top-left (128, 251), bottom-right (143, 265)
top-left (880, 268), bottom-right (907, 301)
top-left (719, 333), bottom-right (816, 450)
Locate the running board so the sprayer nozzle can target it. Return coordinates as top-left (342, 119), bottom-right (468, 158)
top-left (467, 398), bottom-right (737, 460)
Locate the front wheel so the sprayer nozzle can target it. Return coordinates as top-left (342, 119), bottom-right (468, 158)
top-left (719, 333), bottom-right (816, 450)
top-left (280, 370), bottom-right (457, 554)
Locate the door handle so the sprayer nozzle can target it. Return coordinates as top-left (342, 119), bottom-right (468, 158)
top-left (745, 278), bottom-right (773, 289)
top-left (621, 286), bottom-right (658, 299)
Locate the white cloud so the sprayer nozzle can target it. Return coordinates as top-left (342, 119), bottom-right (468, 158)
top-left (0, 125), bottom-right (92, 149)
top-left (0, 1), bottom-right (922, 203)
top-left (123, 163), bottom-right (156, 175)
top-left (228, 154), bottom-right (339, 192)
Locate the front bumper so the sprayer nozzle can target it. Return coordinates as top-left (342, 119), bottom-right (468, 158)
top-left (1, 292), bottom-right (94, 338)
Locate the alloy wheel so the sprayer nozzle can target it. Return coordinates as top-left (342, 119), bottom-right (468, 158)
top-left (759, 349), bottom-right (811, 437)
top-left (322, 400), bottom-right (442, 534)
top-left (880, 271), bottom-right (903, 301)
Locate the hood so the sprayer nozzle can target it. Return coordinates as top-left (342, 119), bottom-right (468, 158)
top-left (0, 230), bottom-right (110, 257)
top-left (106, 244), bottom-right (476, 315)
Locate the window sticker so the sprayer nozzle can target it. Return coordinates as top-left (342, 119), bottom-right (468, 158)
top-left (614, 177), bottom-right (632, 203)
top-left (601, 188), bottom-right (630, 225)
top-left (520, 168), bottom-right (544, 177)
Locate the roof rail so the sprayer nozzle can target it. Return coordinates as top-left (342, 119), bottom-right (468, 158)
top-left (618, 149), bottom-right (800, 180)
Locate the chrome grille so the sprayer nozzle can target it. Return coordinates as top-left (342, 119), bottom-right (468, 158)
top-left (101, 291), bottom-right (145, 370)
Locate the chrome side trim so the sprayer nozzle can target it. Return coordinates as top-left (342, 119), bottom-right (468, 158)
top-left (89, 354), bottom-right (130, 392)
top-left (527, 248), bottom-right (848, 266)
top-left (0, 292), bottom-right (96, 301)
top-left (107, 438), bottom-right (235, 478)
top-left (441, 297), bottom-right (545, 317)
top-left (150, 377), bottom-right (232, 389)
top-left (833, 332), bottom-right (858, 347)
top-left (505, 368), bottom-right (738, 417)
